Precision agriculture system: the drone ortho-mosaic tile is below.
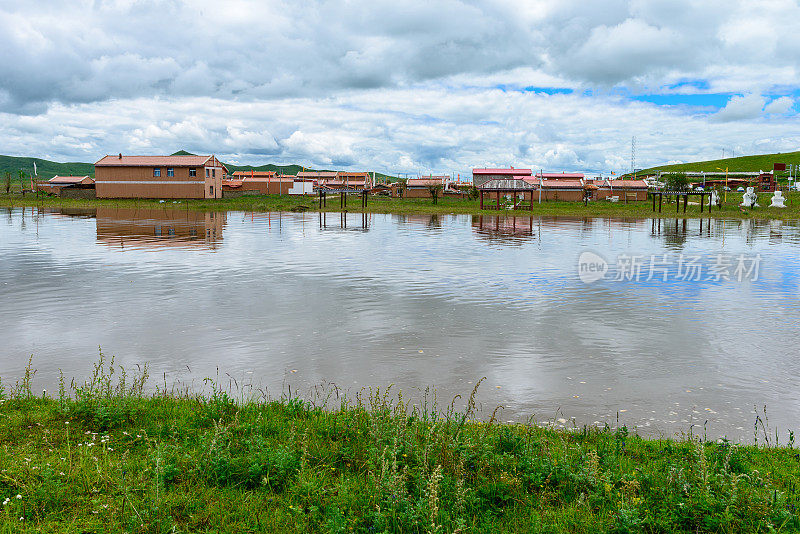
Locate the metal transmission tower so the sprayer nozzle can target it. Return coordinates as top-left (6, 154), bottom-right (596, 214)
top-left (630, 136), bottom-right (636, 179)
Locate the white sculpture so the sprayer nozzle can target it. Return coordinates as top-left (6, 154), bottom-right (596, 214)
top-left (770, 190), bottom-right (786, 208)
top-left (740, 187), bottom-right (759, 208)
top-left (710, 190), bottom-right (720, 206)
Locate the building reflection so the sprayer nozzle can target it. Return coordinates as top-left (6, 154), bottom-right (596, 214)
top-left (95, 207), bottom-right (225, 250)
top-left (394, 214), bottom-right (443, 229)
top-left (472, 215), bottom-right (536, 243)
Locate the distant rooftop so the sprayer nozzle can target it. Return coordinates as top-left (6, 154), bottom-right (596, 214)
top-left (472, 168), bottom-right (533, 175)
top-left (95, 155), bottom-right (222, 168)
top-left (49, 175), bottom-right (93, 184)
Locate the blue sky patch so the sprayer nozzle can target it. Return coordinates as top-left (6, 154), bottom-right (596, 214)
top-left (631, 93), bottom-right (734, 109)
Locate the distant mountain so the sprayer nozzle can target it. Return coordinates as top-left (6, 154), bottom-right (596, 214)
top-left (0, 155), bottom-right (94, 179)
top-left (628, 150), bottom-right (800, 177)
top-left (225, 163), bottom-right (397, 181)
top-left (226, 163), bottom-right (306, 175)
top-left (0, 153), bottom-right (397, 181)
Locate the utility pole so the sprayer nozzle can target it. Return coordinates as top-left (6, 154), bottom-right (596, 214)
top-left (538, 168), bottom-right (542, 204)
top-left (630, 136), bottom-right (636, 181)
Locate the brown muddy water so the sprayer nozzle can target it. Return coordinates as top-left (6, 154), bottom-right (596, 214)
top-left (2, 206), bottom-right (800, 441)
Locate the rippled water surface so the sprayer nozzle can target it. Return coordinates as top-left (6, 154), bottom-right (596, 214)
top-left (2, 206), bottom-right (800, 440)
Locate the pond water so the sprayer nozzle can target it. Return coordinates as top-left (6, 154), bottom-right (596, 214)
top-left (2, 206), bottom-right (800, 441)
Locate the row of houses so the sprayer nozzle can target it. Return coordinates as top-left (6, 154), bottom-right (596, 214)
top-left (473, 168), bottom-right (649, 202)
top-left (33, 154), bottom-right (649, 202)
top-left (36, 155), bottom-right (381, 199)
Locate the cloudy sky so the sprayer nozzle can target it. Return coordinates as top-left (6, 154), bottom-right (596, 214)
top-left (1, 0), bottom-right (798, 175)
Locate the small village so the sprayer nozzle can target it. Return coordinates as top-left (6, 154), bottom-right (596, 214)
top-left (27, 153), bottom-right (794, 212)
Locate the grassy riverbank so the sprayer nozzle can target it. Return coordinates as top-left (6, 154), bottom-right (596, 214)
top-left (2, 191), bottom-right (800, 220)
top-left (1, 361), bottom-right (800, 533)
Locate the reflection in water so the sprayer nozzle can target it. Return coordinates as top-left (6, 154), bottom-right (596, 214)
top-left (472, 214), bottom-right (536, 244)
top-left (2, 208), bottom-right (800, 441)
top-left (95, 208), bottom-right (225, 249)
top-left (318, 211), bottom-right (370, 232)
top-left (395, 214), bottom-right (443, 229)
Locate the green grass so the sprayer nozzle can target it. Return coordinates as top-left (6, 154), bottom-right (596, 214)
top-left (1, 357), bottom-right (800, 533)
top-left (630, 151), bottom-right (800, 178)
top-left (3, 191), bottom-right (800, 220)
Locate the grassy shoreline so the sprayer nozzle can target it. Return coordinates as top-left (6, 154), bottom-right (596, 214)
top-left (2, 191), bottom-right (800, 220)
top-left (1, 361), bottom-right (799, 533)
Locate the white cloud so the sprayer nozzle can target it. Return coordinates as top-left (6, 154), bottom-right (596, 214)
top-left (712, 94), bottom-right (767, 122)
top-left (2, 88), bottom-right (798, 176)
top-left (764, 96), bottom-right (794, 115)
top-left (1, 0), bottom-right (799, 110)
top-left (0, 0), bottom-right (798, 170)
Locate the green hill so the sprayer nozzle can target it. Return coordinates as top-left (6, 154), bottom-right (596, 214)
top-left (0, 155), bottom-right (95, 179)
top-left (629, 150), bottom-right (800, 177)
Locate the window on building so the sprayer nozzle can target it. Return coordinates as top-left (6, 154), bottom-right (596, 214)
top-left (153, 168), bottom-right (161, 177)
top-left (212, 169), bottom-right (216, 177)
top-left (189, 168), bottom-right (197, 177)
top-left (167, 168), bottom-right (174, 177)
top-left (206, 168), bottom-right (209, 177)
top-left (210, 186), bottom-right (214, 197)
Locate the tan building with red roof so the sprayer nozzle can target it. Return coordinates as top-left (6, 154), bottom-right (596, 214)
top-left (94, 154), bottom-right (226, 199)
top-left (296, 171), bottom-right (338, 185)
top-left (472, 168), bottom-right (532, 187)
top-left (318, 172), bottom-right (372, 190)
top-left (36, 175), bottom-right (96, 198)
top-left (590, 178), bottom-right (649, 201)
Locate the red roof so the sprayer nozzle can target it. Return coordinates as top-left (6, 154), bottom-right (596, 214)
top-left (232, 170), bottom-right (275, 178)
top-left (49, 175), bottom-right (93, 185)
top-left (537, 172), bottom-right (584, 179)
top-left (95, 155), bottom-right (226, 171)
top-left (407, 177), bottom-right (445, 187)
top-left (323, 180), bottom-right (367, 186)
top-left (599, 179), bottom-right (648, 189)
top-left (473, 168), bottom-right (532, 176)
top-left (223, 176), bottom-right (293, 185)
top-left (539, 179), bottom-right (584, 189)
top-left (297, 171), bottom-right (337, 179)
